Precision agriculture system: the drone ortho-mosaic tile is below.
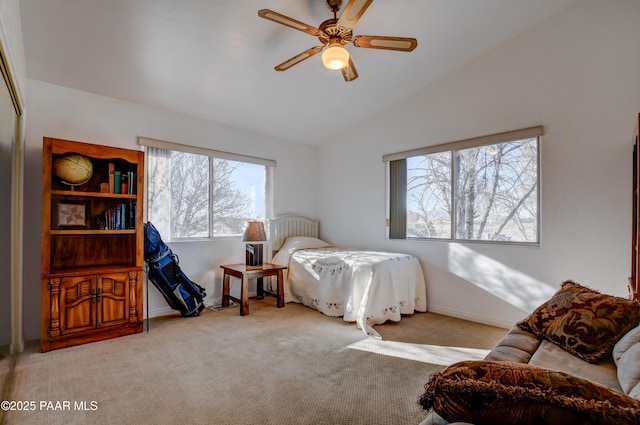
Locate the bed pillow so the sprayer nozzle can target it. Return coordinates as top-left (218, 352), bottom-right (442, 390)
top-left (272, 237), bottom-right (333, 265)
top-left (517, 280), bottom-right (640, 363)
top-left (418, 360), bottom-right (640, 425)
top-left (276, 236), bottom-right (332, 253)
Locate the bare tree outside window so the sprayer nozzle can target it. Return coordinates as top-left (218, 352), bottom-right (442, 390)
top-left (170, 151), bottom-right (210, 237)
top-left (405, 138), bottom-right (538, 243)
top-left (147, 147), bottom-right (265, 240)
top-left (407, 151), bottom-right (451, 238)
top-left (210, 158), bottom-right (253, 237)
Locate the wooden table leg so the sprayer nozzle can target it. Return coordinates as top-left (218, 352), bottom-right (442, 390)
top-left (222, 272), bottom-right (230, 307)
top-left (276, 269), bottom-right (284, 308)
top-left (256, 277), bottom-right (264, 300)
top-left (240, 274), bottom-right (249, 316)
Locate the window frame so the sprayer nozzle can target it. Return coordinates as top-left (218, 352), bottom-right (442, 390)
top-left (384, 126), bottom-right (543, 246)
top-left (139, 137), bottom-right (275, 241)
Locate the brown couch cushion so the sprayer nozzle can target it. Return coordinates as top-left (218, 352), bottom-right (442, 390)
top-left (517, 280), bottom-right (640, 363)
top-left (418, 360), bottom-right (640, 425)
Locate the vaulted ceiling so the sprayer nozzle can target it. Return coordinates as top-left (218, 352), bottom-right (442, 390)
top-left (19, 0), bottom-right (577, 145)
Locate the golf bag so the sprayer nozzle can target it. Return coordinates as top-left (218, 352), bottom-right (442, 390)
top-left (144, 222), bottom-right (206, 317)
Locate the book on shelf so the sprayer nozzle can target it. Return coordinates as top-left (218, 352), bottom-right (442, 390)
top-left (114, 171), bottom-right (122, 194)
top-left (121, 173), bottom-right (128, 194)
top-left (103, 202), bottom-right (136, 230)
top-left (108, 163), bottom-right (115, 193)
top-left (127, 171), bottom-right (135, 194)
top-left (107, 163), bottom-right (136, 196)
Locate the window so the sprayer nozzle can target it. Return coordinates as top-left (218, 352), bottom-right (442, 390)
top-left (140, 138), bottom-right (274, 240)
top-left (385, 127), bottom-right (542, 244)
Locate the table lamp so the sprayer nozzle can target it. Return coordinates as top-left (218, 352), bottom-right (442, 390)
top-left (242, 221), bottom-right (267, 269)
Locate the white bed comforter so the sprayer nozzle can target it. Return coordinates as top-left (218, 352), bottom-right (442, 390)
top-left (272, 237), bottom-right (427, 338)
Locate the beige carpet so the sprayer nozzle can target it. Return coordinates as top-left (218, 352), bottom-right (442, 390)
top-left (2, 300), bottom-right (507, 425)
top-left (0, 346), bottom-right (14, 425)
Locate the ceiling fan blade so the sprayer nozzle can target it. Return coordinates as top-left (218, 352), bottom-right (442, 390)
top-left (337, 0), bottom-right (374, 30)
top-left (258, 9), bottom-right (321, 37)
top-left (340, 57), bottom-right (359, 82)
top-left (274, 46), bottom-right (324, 71)
top-left (352, 35), bottom-right (417, 52)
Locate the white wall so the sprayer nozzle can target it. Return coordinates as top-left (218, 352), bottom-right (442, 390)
top-left (316, 0), bottom-right (640, 328)
top-left (22, 80), bottom-right (318, 341)
top-left (0, 0), bottom-right (26, 98)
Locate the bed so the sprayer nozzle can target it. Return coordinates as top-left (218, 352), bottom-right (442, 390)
top-left (268, 215), bottom-right (427, 338)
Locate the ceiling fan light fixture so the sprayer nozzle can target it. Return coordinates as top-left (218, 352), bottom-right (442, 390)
top-left (322, 44), bottom-right (349, 70)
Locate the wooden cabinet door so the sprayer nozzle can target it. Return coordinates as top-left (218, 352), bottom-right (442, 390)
top-left (97, 272), bottom-right (130, 328)
top-left (58, 275), bottom-right (96, 336)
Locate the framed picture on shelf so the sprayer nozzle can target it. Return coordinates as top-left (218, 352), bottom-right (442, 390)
top-left (53, 200), bottom-right (89, 228)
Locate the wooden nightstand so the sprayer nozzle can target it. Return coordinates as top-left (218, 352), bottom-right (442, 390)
top-left (220, 263), bottom-right (287, 316)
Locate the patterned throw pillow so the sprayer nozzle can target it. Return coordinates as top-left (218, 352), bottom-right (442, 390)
top-left (418, 360), bottom-right (640, 425)
top-left (517, 280), bottom-right (640, 363)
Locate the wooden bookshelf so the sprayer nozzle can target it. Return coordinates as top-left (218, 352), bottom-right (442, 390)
top-left (41, 137), bottom-right (145, 352)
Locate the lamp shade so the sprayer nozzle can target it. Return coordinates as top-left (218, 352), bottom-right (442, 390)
top-left (242, 221), bottom-right (267, 242)
top-left (322, 44), bottom-right (349, 70)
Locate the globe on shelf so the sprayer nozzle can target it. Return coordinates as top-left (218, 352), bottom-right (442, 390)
top-left (53, 153), bottom-right (93, 190)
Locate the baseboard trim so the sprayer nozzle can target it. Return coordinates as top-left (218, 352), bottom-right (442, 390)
top-left (147, 295), bottom-right (223, 318)
top-left (147, 299), bottom-right (516, 330)
top-left (427, 304), bottom-right (512, 330)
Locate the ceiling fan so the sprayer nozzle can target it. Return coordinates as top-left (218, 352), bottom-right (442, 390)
top-left (258, 0), bottom-right (417, 82)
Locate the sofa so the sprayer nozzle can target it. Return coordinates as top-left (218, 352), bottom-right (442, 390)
top-left (418, 280), bottom-right (640, 425)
